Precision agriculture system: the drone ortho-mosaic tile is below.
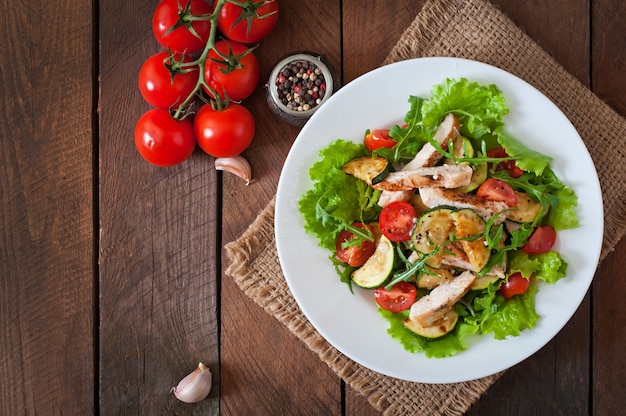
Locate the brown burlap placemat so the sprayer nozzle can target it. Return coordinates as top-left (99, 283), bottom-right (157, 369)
top-left (225, 0), bottom-right (626, 414)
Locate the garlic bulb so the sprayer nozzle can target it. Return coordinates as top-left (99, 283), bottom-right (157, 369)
top-left (171, 362), bottom-right (212, 403)
top-left (215, 155), bottom-right (252, 185)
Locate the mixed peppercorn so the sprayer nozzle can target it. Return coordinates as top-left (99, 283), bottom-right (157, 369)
top-left (275, 60), bottom-right (327, 112)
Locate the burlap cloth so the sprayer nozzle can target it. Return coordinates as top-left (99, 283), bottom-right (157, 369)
top-left (225, 0), bottom-right (626, 414)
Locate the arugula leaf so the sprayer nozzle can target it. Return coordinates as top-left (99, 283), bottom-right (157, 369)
top-left (373, 95), bottom-right (427, 163)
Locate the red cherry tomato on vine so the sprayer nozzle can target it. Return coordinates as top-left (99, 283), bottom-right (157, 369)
top-left (499, 272), bottom-right (531, 300)
top-left (193, 103), bottom-right (255, 158)
top-left (364, 129), bottom-right (397, 151)
top-left (134, 109), bottom-right (196, 167)
top-left (476, 178), bottom-right (518, 207)
top-left (523, 225), bottom-right (557, 254)
top-left (335, 222), bottom-right (377, 267)
top-left (374, 282), bottom-right (417, 312)
top-left (217, 0), bottom-right (279, 44)
top-left (379, 201), bottom-right (418, 242)
top-left (487, 147), bottom-right (524, 178)
top-left (152, 0), bottom-right (213, 54)
top-left (202, 39), bottom-right (260, 102)
top-left (138, 52), bottom-right (198, 109)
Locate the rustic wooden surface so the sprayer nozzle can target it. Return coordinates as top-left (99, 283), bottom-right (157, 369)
top-left (1, 0), bottom-right (624, 414)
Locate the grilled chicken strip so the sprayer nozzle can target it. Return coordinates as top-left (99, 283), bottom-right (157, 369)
top-left (377, 113), bottom-right (461, 206)
top-left (409, 270), bottom-right (476, 327)
top-left (373, 164), bottom-right (473, 191)
top-left (419, 187), bottom-right (509, 224)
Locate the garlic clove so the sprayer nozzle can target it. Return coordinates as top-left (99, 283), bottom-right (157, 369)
top-left (215, 155), bottom-right (252, 185)
top-left (171, 362), bottom-right (212, 404)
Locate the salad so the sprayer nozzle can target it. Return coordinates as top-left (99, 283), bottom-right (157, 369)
top-left (298, 78), bottom-right (579, 358)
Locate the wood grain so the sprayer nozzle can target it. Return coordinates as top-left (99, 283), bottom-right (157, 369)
top-left (219, 1), bottom-right (344, 414)
top-left (0, 0), bottom-right (95, 414)
top-left (98, 1), bottom-right (219, 414)
top-left (0, 0), bottom-right (624, 414)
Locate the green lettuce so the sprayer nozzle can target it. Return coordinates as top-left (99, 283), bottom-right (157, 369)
top-left (422, 77), bottom-right (509, 139)
top-left (509, 251), bottom-right (568, 284)
top-left (298, 139), bottom-right (381, 251)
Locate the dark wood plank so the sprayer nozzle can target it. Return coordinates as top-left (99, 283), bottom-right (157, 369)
top-left (0, 1), bottom-right (95, 414)
top-left (591, 0), bottom-right (626, 414)
top-left (219, 1), bottom-right (344, 414)
top-left (98, 1), bottom-right (219, 413)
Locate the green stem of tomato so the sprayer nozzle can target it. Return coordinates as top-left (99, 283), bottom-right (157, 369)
top-left (172, 0), bottom-right (228, 120)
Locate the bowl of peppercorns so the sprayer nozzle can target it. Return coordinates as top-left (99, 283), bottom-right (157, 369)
top-left (266, 52), bottom-right (339, 126)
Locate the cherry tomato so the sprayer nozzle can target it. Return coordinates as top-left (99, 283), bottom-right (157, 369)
top-left (523, 225), bottom-right (557, 254)
top-left (138, 52), bottom-right (198, 109)
top-left (487, 147), bottom-right (524, 178)
top-left (476, 177), bottom-right (518, 207)
top-left (152, 0), bottom-right (213, 54)
top-left (193, 102), bottom-right (255, 158)
top-left (364, 129), bottom-right (396, 151)
top-left (217, 0), bottom-right (279, 44)
top-left (499, 272), bottom-right (531, 300)
top-left (335, 223), bottom-right (376, 267)
top-left (374, 282), bottom-right (417, 312)
top-left (134, 109), bottom-right (196, 167)
top-left (379, 201), bottom-right (418, 242)
top-left (202, 39), bottom-right (260, 101)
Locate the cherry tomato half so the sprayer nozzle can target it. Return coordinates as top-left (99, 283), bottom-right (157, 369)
top-left (374, 282), bottom-right (417, 312)
top-left (193, 102), bottom-right (255, 158)
top-left (379, 201), bottom-right (418, 242)
top-left (217, 0), bottom-right (279, 44)
top-left (476, 177), bottom-right (518, 207)
top-left (523, 225), bottom-right (557, 254)
top-left (364, 129), bottom-right (397, 151)
top-left (499, 272), bottom-right (531, 300)
top-left (202, 39), bottom-right (260, 102)
top-left (335, 223), bottom-right (376, 267)
top-left (134, 109), bottom-right (196, 167)
top-left (487, 147), bottom-right (524, 178)
top-left (152, 0), bottom-right (213, 54)
top-left (138, 52), bottom-right (198, 109)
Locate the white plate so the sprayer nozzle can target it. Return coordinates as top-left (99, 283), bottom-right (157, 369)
top-left (274, 57), bottom-right (603, 383)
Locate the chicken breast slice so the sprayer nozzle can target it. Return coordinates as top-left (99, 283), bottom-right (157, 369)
top-left (419, 187), bottom-right (509, 224)
top-left (377, 113), bottom-right (461, 206)
top-left (373, 164), bottom-right (473, 191)
top-left (409, 270), bottom-right (476, 327)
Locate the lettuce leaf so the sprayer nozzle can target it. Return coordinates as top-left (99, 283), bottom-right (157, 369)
top-left (509, 251), bottom-right (568, 284)
top-left (421, 78), bottom-right (509, 139)
top-left (298, 140), bottom-right (381, 251)
top-left (379, 309), bottom-right (468, 358)
top-left (496, 133), bottom-right (552, 176)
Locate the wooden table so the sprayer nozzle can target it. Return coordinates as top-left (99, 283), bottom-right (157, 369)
top-left (1, 0), bottom-right (624, 414)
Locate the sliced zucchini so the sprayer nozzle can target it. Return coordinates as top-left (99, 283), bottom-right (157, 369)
top-left (471, 275), bottom-right (500, 290)
top-left (507, 191), bottom-right (542, 223)
top-left (416, 266), bottom-right (454, 290)
top-left (412, 208), bottom-right (456, 268)
top-left (456, 162), bottom-right (488, 193)
top-left (452, 209), bottom-right (490, 272)
top-left (342, 156), bottom-right (389, 186)
top-left (402, 309), bottom-right (459, 339)
top-left (351, 234), bottom-right (394, 288)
